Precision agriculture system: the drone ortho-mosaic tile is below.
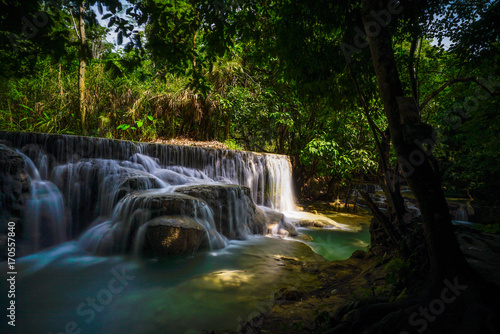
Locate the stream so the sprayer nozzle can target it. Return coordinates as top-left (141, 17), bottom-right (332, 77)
top-left (0, 132), bottom-right (370, 334)
top-left (1, 225), bottom-right (369, 334)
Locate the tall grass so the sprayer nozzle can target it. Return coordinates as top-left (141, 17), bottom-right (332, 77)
top-left (0, 56), bottom-right (245, 142)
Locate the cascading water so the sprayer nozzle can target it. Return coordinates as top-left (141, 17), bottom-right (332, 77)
top-left (0, 131), bottom-right (303, 256)
top-left (265, 155), bottom-right (297, 212)
top-left (0, 131), bottom-right (296, 209)
top-left (0, 131), bottom-right (371, 334)
top-left (18, 150), bottom-right (67, 252)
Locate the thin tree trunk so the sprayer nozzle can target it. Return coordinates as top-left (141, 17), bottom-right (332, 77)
top-left (345, 58), bottom-right (407, 230)
top-left (353, 183), bottom-right (358, 213)
top-left (361, 0), bottom-right (470, 283)
top-left (59, 63), bottom-right (64, 110)
top-left (360, 190), bottom-right (408, 256)
top-left (344, 181), bottom-right (351, 212)
top-left (79, 1), bottom-right (87, 132)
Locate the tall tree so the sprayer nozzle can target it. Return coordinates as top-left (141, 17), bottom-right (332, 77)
top-left (78, 0), bottom-right (88, 131)
top-left (360, 0), bottom-right (470, 282)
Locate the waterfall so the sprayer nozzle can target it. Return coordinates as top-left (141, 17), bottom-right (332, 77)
top-left (17, 150), bottom-right (67, 252)
top-left (453, 203), bottom-right (469, 222)
top-left (0, 131), bottom-right (296, 210)
top-left (265, 155), bottom-right (297, 212)
top-left (0, 131), bottom-right (298, 256)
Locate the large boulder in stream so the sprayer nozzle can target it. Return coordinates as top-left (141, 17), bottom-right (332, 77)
top-left (260, 206), bottom-right (298, 237)
top-left (141, 216), bottom-right (207, 256)
top-left (174, 184), bottom-right (267, 239)
top-left (0, 144), bottom-right (31, 259)
top-left (96, 191), bottom-right (225, 254)
top-left (0, 144), bottom-right (31, 226)
top-left (105, 170), bottom-right (163, 212)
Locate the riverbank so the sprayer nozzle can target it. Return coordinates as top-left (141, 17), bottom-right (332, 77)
top-left (233, 223), bottom-right (500, 334)
top-left (238, 245), bottom-right (393, 334)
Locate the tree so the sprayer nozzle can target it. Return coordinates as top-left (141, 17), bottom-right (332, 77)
top-left (77, 0), bottom-right (88, 131)
top-left (359, 0), bottom-right (470, 282)
top-left (0, 0), bottom-right (70, 76)
top-left (67, 0), bottom-right (127, 131)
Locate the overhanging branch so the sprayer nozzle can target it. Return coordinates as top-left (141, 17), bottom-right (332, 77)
top-left (419, 76), bottom-right (499, 111)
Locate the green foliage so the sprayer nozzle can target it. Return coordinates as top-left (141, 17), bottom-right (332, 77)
top-left (116, 115), bottom-right (156, 140)
top-left (0, 0), bottom-right (498, 206)
top-left (223, 139), bottom-right (243, 151)
top-left (474, 223), bottom-right (500, 234)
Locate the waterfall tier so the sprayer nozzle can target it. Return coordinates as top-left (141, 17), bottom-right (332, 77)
top-left (0, 131), bottom-right (295, 211)
top-left (0, 131), bottom-right (296, 256)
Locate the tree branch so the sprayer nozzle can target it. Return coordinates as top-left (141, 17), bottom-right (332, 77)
top-left (360, 190), bottom-right (409, 258)
top-left (419, 76), bottom-right (500, 111)
top-left (408, 36), bottom-right (420, 104)
top-left (70, 9), bottom-right (81, 40)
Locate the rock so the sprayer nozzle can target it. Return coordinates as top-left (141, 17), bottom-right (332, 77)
top-left (351, 249), bottom-right (366, 259)
top-left (80, 191), bottom-right (227, 255)
top-left (106, 170), bottom-right (163, 212)
top-left (455, 226), bottom-right (500, 283)
top-left (261, 206), bottom-right (284, 225)
top-left (0, 144), bottom-right (31, 227)
top-left (269, 220), bottom-right (299, 237)
top-left (116, 191), bottom-right (208, 219)
top-left (175, 184), bottom-right (266, 239)
top-left (282, 220), bottom-right (298, 236)
top-left (141, 216), bottom-right (207, 256)
top-left (254, 207), bottom-right (268, 234)
top-left (109, 191), bottom-right (217, 252)
top-left (274, 287), bottom-right (304, 303)
top-left (260, 207), bottom-right (298, 237)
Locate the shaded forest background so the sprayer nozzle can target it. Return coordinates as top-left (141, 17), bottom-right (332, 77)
top-left (0, 0), bottom-right (498, 212)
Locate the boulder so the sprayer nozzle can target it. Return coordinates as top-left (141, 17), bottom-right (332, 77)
top-left (174, 184), bottom-right (266, 239)
top-left (261, 206), bottom-right (285, 225)
top-left (0, 144), bottom-right (31, 226)
top-left (82, 191), bottom-right (226, 254)
top-left (260, 207), bottom-right (298, 237)
top-left (270, 220), bottom-right (299, 238)
top-left (0, 144), bottom-right (31, 260)
top-left (274, 287), bottom-right (304, 303)
top-left (141, 216), bottom-right (207, 256)
top-left (254, 207), bottom-right (268, 234)
top-left (114, 191), bottom-right (209, 222)
top-left (103, 170), bottom-right (163, 214)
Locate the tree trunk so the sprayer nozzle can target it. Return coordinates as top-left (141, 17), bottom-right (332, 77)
top-left (59, 63), bottom-right (64, 109)
top-left (79, 1), bottom-right (87, 132)
top-left (360, 190), bottom-right (408, 256)
top-left (361, 0), bottom-right (470, 283)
